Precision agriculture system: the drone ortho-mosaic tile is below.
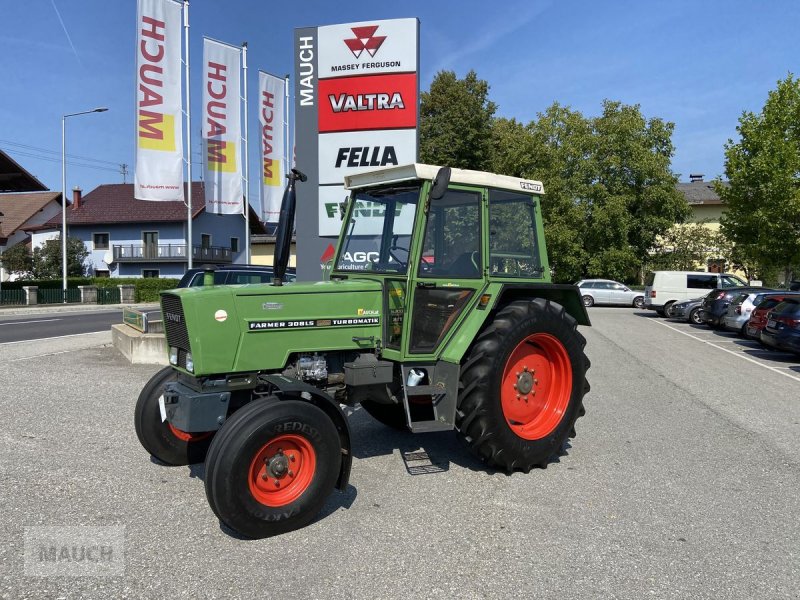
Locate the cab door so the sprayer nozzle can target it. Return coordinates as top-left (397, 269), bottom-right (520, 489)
top-left (403, 185), bottom-right (485, 357)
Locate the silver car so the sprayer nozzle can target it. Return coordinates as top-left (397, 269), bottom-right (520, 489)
top-left (576, 279), bottom-right (645, 308)
top-left (723, 290), bottom-right (778, 335)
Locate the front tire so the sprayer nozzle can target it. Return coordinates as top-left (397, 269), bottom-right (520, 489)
top-left (663, 301), bottom-right (676, 318)
top-left (582, 295), bottom-right (594, 307)
top-left (204, 399), bottom-right (341, 538)
top-left (689, 307), bottom-right (703, 325)
top-left (456, 299), bottom-right (589, 472)
top-left (134, 366), bottom-right (214, 465)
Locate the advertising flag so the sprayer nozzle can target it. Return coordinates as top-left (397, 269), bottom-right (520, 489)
top-left (202, 38), bottom-right (243, 214)
top-left (134, 0), bottom-right (184, 201)
top-left (258, 71), bottom-right (286, 223)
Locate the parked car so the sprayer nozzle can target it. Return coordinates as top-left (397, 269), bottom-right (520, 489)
top-left (699, 286), bottom-right (773, 328)
top-left (177, 264), bottom-right (296, 288)
top-left (722, 290), bottom-right (779, 335)
top-left (643, 270), bottom-right (748, 317)
top-left (670, 296), bottom-right (708, 324)
top-left (746, 293), bottom-right (800, 339)
top-left (575, 279), bottom-right (644, 308)
top-left (760, 298), bottom-right (800, 354)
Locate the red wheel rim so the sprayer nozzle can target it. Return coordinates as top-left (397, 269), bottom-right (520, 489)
top-left (167, 423), bottom-right (213, 443)
top-left (500, 333), bottom-right (572, 440)
top-left (248, 434), bottom-right (316, 507)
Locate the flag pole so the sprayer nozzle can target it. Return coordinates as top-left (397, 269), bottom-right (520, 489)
top-left (242, 42), bottom-right (250, 263)
top-left (183, 0), bottom-right (193, 269)
top-left (284, 74), bottom-right (290, 179)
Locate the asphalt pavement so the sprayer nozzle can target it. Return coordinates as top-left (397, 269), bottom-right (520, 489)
top-left (0, 308), bottom-right (798, 599)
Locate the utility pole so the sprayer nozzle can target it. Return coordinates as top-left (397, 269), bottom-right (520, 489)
top-left (120, 163), bottom-right (128, 183)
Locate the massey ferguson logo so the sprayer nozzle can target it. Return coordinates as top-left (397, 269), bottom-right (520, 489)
top-left (344, 26), bottom-right (386, 59)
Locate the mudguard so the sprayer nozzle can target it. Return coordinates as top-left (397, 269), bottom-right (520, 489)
top-left (259, 374), bottom-right (352, 491)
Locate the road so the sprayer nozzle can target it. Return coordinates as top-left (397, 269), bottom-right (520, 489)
top-left (0, 310), bottom-right (123, 344)
top-left (0, 308), bottom-right (798, 599)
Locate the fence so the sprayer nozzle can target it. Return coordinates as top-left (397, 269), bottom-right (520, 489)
top-left (97, 287), bottom-right (121, 305)
top-left (38, 288), bottom-right (81, 305)
top-left (0, 289), bottom-right (25, 306)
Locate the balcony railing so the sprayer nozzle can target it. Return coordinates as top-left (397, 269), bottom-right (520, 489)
top-left (112, 244), bottom-right (232, 263)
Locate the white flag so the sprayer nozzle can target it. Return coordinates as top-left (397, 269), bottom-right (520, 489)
top-left (134, 0), bottom-right (184, 201)
top-left (258, 71), bottom-right (286, 223)
top-left (202, 38), bottom-right (243, 214)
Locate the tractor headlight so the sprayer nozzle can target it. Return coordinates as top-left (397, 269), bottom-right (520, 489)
top-left (185, 352), bottom-right (194, 373)
top-left (169, 346), bottom-right (178, 366)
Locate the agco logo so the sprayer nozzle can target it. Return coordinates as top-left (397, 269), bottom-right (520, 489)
top-left (344, 26), bottom-right (386, 59)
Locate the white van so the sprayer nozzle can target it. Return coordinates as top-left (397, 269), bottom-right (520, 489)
top-left (643, 271), bottom-right (747, 316)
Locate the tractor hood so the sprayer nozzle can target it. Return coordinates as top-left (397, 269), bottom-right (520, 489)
top-left (161, 279), bottom-right (384, 376)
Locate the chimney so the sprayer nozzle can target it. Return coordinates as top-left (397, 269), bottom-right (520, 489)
top-left (72, 186), bottom-right (82, 209)
top-left (689, 174), bottom-right (704, 183)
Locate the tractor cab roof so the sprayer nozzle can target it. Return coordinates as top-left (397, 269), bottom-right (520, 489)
top-left (344, 163), bottom-right (545, 196)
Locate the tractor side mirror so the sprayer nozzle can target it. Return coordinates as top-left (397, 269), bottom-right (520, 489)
top-left (430, 167), bottom-right (451, 200)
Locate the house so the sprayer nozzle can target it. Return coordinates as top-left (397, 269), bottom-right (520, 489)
top-left (30, 182), bottom-right (266, 278)
top-left (677, 174), bottom-right (727, 230)
top-left (675, 173), bottom-right (730, 273)
top-left (0, 149), bottom-right (63, 283)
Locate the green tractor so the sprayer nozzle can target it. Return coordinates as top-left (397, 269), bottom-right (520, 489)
top-left (134, 164), bottom-right (591, 538)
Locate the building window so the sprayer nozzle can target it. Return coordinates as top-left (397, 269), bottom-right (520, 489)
top-left (201, 234), bottom-right (211, 248)
top-left (230, 237), bottom-right (239, 253)
top-left (93, 233), bottom-right (109, 250)
top-left (142, 269), bottom-right (159, 278)
top-left (95, 269), bottom-right (110, 278)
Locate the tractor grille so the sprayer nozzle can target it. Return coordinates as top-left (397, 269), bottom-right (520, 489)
top-left (161, 294), bottom-right (190, 368)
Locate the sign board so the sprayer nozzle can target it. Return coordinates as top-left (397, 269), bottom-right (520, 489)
top-left (294, 18), bottom-right (419, 279)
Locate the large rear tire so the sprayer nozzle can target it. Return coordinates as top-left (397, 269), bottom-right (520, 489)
top-left (359, 399), bottom-right (407, 430)
top-left (134, 366), bottom-right (214, 465)
top-left (456, 299), bottom-right (589, 472)
top-left (204, 399), bottom-right (341, 538)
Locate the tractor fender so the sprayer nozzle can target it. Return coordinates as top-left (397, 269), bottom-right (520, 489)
top-left (495, 283), bottom-right (591, 326)
top-left (258, 374), bottom-right (352, 491)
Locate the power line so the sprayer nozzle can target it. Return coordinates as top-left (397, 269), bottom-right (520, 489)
top-left (0, 147), bottom-right (120, 173)
top-left (0, 138), bottom-right (122, 167)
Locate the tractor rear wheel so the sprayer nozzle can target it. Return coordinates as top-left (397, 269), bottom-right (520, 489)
top-left (456, 299), bottom-right (589, 472)
top-left (359, 399), bottom-right (407, 430)
top-left (204, 399), bottom-right (341, 538)
top-left (134, 366), bottom-right (214, 465)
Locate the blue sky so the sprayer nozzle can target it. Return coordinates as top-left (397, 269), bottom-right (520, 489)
top-left (2, 0), bottom-right (799, 205)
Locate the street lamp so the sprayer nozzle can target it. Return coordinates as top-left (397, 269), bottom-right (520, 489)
top-left (62, 107), bottom-right (108, 299)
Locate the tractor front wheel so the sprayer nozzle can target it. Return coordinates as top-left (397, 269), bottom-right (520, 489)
top-left (134, 366), bottom-right (214, 465)
top-left (204, 399), bottom-right (341, 538)
top-left (456, 299), bottom-right (589, 472)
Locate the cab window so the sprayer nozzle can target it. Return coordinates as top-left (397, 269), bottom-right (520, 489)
top-left (488, 189), bottom-right (543, 277)
top-left (418, 189), bottom-right (482, 278)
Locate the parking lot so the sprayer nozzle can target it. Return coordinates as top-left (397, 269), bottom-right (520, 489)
top-left (1, 308), bottom-right (798, 599)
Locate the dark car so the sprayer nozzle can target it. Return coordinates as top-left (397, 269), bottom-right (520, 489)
top-left (760, 298), bottom-right (800, 354)
top-left (698, 286), bottom-right (774, 328)
top-left (670, 296), bottom-right (707, 324)
top-left (177, 264), bottom-right (296, 288)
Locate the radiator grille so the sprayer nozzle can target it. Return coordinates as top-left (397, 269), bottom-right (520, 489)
top-left (161, 294), bottom-right (190, 358)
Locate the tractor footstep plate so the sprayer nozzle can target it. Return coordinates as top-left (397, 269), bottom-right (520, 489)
top-left (401, 450), bottom-right (447, 475)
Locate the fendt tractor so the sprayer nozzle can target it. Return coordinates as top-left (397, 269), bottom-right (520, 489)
top-left (134, 164), bottom-right (591, 538)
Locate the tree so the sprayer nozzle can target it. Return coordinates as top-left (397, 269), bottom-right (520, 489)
top-left (649, 222), bottom-right (720, 270)
top-left (30, 236), bottom-right (89, 279)
top-left (0, 243), bottom-right (34, 278)
top-left (719, 74), bottom-right (800, 284)
top-left (490, 101), bottom-right (687, 283)
top-left (419, 70), bottom-right (496, 170)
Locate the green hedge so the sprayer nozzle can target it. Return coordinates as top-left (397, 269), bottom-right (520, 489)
top-left (1, 277), bottom-right (180, 303)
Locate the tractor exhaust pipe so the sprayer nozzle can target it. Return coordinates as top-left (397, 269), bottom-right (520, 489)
top-left (272, 168), bottom-right (307, 286)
